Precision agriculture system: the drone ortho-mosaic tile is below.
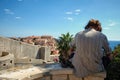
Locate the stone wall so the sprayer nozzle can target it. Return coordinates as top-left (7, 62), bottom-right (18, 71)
top-left (0, 36), bottom-right (50, 61)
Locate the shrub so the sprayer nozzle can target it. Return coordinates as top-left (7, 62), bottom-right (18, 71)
top-left (106, 44), bottom-right (120, 80)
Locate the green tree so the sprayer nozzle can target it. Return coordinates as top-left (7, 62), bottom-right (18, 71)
top-left (106, 44), bottom-right (120, 80)
top-left (113, 44), bottom-right (120, 57)
top-left (57, 32), bottom-right (73, 67)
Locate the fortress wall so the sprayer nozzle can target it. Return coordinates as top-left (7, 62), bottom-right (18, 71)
top-left (0, 36), bottom-right (41, 59)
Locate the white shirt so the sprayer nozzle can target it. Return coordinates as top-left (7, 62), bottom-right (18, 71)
top-left (71, 28), bottom-right (111, 77)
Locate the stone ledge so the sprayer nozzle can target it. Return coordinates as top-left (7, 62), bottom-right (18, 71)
top-left (30, 73), bottom-right (43, 80)
top-left (84, 72), bottom-right (106, 80)
top-left (50, 68), bottom-right (73, 75)
top-left (91, 72), bottom-right (106, 78)
top-left (0, 63), bottom-right (106, 80)
top-left (69, 74), bottom-right (82, 80)
top-left (14, 57), bottom-right (44, 64)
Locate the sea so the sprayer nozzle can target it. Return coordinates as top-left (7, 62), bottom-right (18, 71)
top-left (109, 41), bottom-right (120, 51)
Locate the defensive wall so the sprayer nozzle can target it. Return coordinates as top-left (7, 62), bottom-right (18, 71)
top-left (0, 36), bottom-right (50, 61)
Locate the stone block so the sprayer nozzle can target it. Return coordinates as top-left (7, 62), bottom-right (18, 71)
top-left (92, 72), bottom-right (106, 78)
top-left (52, 74), bottom-right (67, 80)
top-left (39, 76), bottom-right (51, 80)
top-left (84, 76), bottom-right (104, 80)
top-left (69, 74), bottom-right (82, 80)
top-left (30, 73), bottom-right (43, 80)
top-left (50, 68), bottom-right (73, 75)
top-left (84, 72), bottom-right (106, 80)
top-left (14, 57), bottom-right (44, 64)
top-left (21, 43), bottom-right (37, 58)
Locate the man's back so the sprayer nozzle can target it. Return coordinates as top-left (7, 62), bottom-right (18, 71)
top-left (71, 19), bottom-right (111, 78)
top-left (72, 28), bottom-right (106, 77)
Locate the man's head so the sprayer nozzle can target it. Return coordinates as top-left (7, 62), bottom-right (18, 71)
top-left (85, 19), bottom-right (102, 32)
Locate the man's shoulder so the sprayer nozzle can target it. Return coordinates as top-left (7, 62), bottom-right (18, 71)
top-left (77, 31), bottom-right (84, 34)
top-left (95, 31), bottom-right (106, 37)
top-left (98, 32), bottom-right (108, 39)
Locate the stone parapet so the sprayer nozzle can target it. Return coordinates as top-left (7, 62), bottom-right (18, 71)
top-left (0, 36), bottom-right (52, 62)
top-left (0, 36), bottom-right (40, 59)
top-left (0, 63), bottom-right (106, 80)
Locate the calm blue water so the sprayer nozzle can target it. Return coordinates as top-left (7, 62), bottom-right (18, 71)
top-left (109, 41), bottom-right (120, 51)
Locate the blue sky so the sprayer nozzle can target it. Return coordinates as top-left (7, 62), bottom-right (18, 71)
top-left (0, 0), bottom-right (120, 40)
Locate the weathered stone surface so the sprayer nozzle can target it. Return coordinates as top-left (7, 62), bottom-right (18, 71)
top-left (21, 43), bottom-right (38, 58)
top-left (14, 57), bottom-right (44, 64)
top-left (30, 73), bottom-right (43, 80)
top-left (39, 76), bottom-right (51, 80)
top-left (0, 77), bottom-right (17, 80)
top-left (40, 47), bottom-right (51, 61)
top-left (84, 72), bottom-right (106, 80)
top-left (0, 37), bottom-right (4, 56)
top-left (92, 72), bottom-right (106, 78)
top-left (3, 38), bottom-right (11, 52)
top-left (21, 77), bottom-right (31, 80)
top-left (69, 74), bottom-right (82, 80)
top-left (84, 76), bottom-right (104, 80)
top-left (50, 68), bottom-right (73, 75)
top-left (0, 65), bottom-right (48, 80)
top-left (0, 52), bottom-right (14, 70)
top-left (10, 40), bottom-right (21, 58)
top-left (0, 36), bottom-right (41, 59)
top-left (52, 74), bottom-right (67, 80)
